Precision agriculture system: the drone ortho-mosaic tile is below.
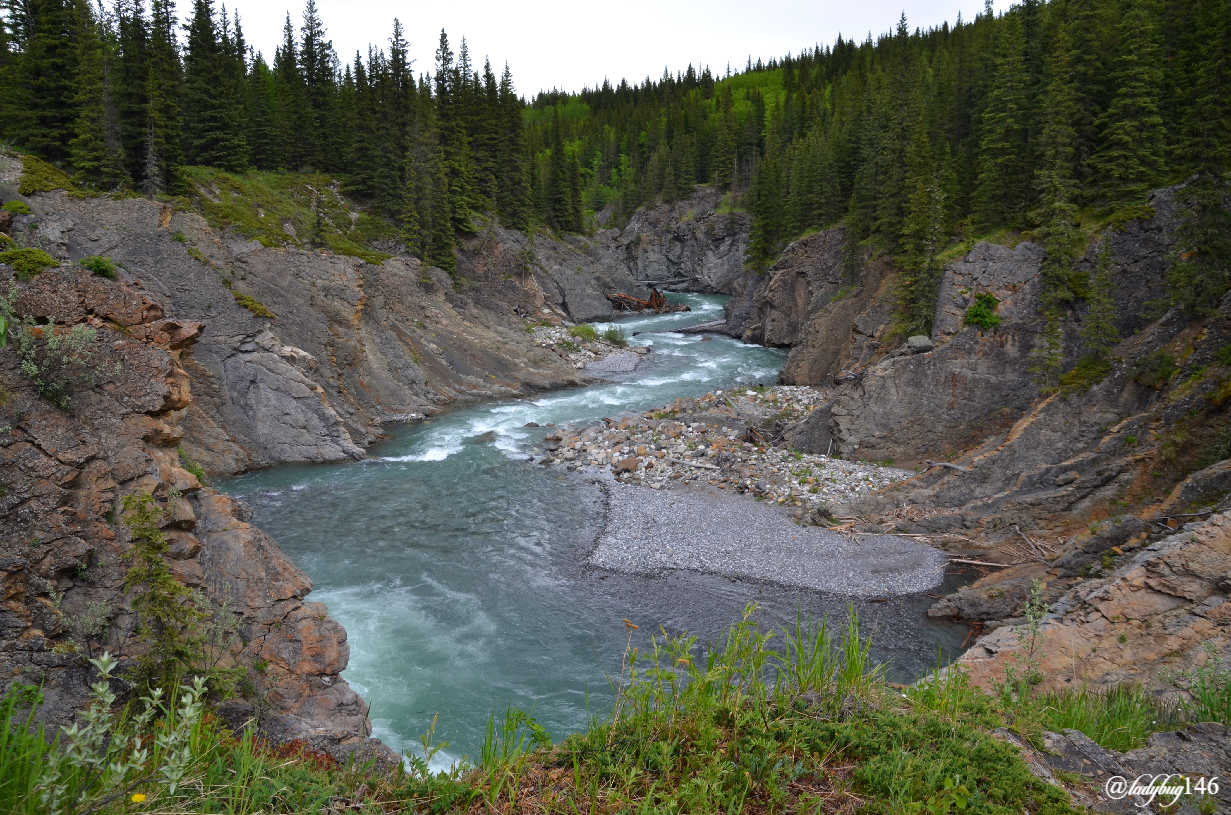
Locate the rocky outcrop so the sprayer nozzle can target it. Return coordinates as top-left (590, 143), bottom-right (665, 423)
top-left (0, 266), bottom-right (383, 759)
top-left (954, 511), bottom-right (1230, 694)
top-left (614, 187), bottom-right (750, 293)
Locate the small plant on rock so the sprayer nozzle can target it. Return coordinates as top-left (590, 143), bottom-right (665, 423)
top-left (0, 247), bottom-right (58, 280)
top-left (2, 199), bottom-right (31, 214)
top-left (15, 319), bottom-right (118, 409)
top-left (964, 292), bottom-right (1002, 329)
top-left (568, 323), bottom-right (599, 342)
top-left (79, 255), bottom-right (117, 279)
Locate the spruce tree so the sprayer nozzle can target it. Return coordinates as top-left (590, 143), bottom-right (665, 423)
top-left (22, 0), bottom-right (78, 162)
top-left (69, 0), bottom-right (128, 189)
top-left (495, 62), bottom-right (531, 229)
top-left (898, 117), bottom-right (950, 335)
top-left (975, 12), bottom-right (1032, 228)
top-left (1088, 0), bottom-right (1166, 205)
top-left (182, 0), bottom-right (246, 170)
top-left (142, 0), bottom-right (183, 194)
top-left (1081, 238), bottom-right (1120, 359)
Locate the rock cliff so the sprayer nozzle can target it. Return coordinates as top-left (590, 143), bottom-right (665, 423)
top-left (0, 266), bottom-right (387, 758)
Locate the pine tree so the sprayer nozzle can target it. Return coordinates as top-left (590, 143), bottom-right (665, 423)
top-left (712, 89), bottom-right (736, 189)
top-left (22, 0), bottom-right (78, 162)
top-left (975, 12), bottom-right (1032, 228)
top-left (112, 0), bottom-right (149, 180)
top-left (69, 0), bottom-right (128, 189)
top-left (1031, 22), bottom-right (1082, 313)
top-left (1088, 0), bottom-right (1166, 205)
top-left (1081, 238), bottom-right (1120, 359)
top-left (748, 129), bottom-right (785, 270)
top-left (143, 0), bottom-right (183, 194)
top-left (495, 62), bottom-right (530, 229)
top-left (182, 0), bottom-right (246, 170)
top-left (898, 118), bottom-right (951, 335)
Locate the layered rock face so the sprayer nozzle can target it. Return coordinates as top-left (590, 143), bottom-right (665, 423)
top-left (612, 187), bottom-right (751, 293)
top-left (0, 267), bottom-right (383, 757)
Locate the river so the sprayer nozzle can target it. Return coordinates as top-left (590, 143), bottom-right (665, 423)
top-left (222, 293), bottom-right (971, 767)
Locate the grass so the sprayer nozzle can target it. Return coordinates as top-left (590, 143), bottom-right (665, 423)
top-left (178, 166), bottom-right (396, 264)
top-left (1, 605), bottom-right (1088, 815)
top-left (1033, 684), bottom-right (1181, 752)
top-left (1060, 355), bottom-right (1113, 394)
top-left (602, 326), bottom-right (628, 347)
top-left (0, 247), bottom-right (58, 280)
top-left (568, 323), bottom-right (599, 342)
top-left (18, 154), bottom-right (86, 197)
top-left (221, 279), bottom-right (275, 319)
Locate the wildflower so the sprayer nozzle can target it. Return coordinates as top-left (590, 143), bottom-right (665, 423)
top-left (131, 793), bottom-right (147, 803)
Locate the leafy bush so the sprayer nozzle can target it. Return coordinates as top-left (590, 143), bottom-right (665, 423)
top-left (15, 320), bottom-right (118, 408)
top-left (964, 292), bottom-right (1002, 329)
top-left (567, 323), bottom-right (599, 341)
top-left (17, 155), bottom-right (80, 197)
top-left (2, 199), bottom-right (31, 214)
top-left (1060, 355), bottom-right (1113, 394)
top-left (0, 247), bottom-right (58, 280)
top-left (602, 325), bottom-right (628, 347)
top-left (79, 255), bottom-right (117, 279)
top-left (1134, 351), bottom-right (1177, 389)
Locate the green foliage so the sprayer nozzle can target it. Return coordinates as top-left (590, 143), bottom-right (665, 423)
top-left (964, 293), bottom-right (1002, 330)
top-left (17, 155), bottom-right (81, 197)
top-left (14, 319), bottom-right (116, 409)
top-left (0, 248), bottom-right (58, 280)
top-left (1036, 683), bottom-right (1181, 752)
top-left (1081, 239), bottom-right (1120, 360)
top-left (80, 255), bottom-right (118, 279)
top-left (121, 493), bottom-right (209, 692)
top-left (178, 447), bottom-right (209, 486)
top-left (181, 167), bottom-right (394, 264)
top-left (1029, 314), bottom-right (1064, 392)
top-left (1134, 351), bottom-right (1177, 389)
top-left (0, 234), bottom-right (14, 250)
top-left (1216, 345), bottom-right (1231, 366)
top-left (1060, 356), bottom-right (1114, 394)
top-left (221, 279), bottom-right (275, 319)
top-left (567, 323), bottom-right (599, 341)
top-left (2, 200), bottom-right (31, 214)
top-left (601, 326), bottom-right (628, 347)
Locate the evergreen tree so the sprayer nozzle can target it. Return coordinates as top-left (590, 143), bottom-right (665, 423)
top-left (1081, 238), bottom-right (1120, 359)
top-left (69, 0), bottom-right (128, 188)
top-left (1031, 22), bottom-right (1082, 312)
top-left (143, 0), bottom-right (183, 194)
top-left (182, 0), bottom-right (246, 170)
top-left (975, 12), bottom-right (1032, 227)
top-left (748, 129), bottom-right (785, 270)
top-left (495, 62), bottom-right (530, 229)
top-left (22, 0), bottom-right (78, 162)
top-left (898, 118), bottom-right (952, 334)
top-left (1088, 0), bottom-right (1166, 205)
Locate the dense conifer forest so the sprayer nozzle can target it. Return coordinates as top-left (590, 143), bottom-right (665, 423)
top-left (0, 0), bottom-right (1227, 322)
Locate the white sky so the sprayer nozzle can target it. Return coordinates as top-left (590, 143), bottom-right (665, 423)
top-left (216, 0), bottom-right (1013, 98)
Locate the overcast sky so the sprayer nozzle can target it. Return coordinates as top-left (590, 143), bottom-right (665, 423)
top-left (219, 0), bottom-right (1013, 98)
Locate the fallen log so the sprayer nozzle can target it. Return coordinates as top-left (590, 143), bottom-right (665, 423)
top-left (925, 460), bottom-right (972, 473)
top-left (947, 557), bottom-right (1013, 568)
top-left (666, 458), bottom-right (720, 470)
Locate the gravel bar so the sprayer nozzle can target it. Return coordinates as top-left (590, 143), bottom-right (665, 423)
top-left (589, 483), bottom-right (947, 597)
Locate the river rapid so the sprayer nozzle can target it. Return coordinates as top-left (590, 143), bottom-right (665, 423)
top-left (223, 293), bottom-right (971, 767)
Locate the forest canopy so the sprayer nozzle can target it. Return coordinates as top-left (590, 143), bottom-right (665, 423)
top-left (0, 0), bottom-right (1227, 310)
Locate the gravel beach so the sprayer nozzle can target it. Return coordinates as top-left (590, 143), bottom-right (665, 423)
top-left (588, 482), bottom-right (947, 597)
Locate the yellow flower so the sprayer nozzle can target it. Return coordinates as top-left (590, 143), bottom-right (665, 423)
top-left (130, 793), bottom-right (146, 804)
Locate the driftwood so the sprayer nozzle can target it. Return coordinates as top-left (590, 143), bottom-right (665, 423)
top-left (1012, 524), bottom-right (1049, 561)
top-left (607, 287), bottom-right (690, 313)
top-left (925, 460), bottom-right (971, 473)
top-left (948, 557), bottom-right (1012, 568)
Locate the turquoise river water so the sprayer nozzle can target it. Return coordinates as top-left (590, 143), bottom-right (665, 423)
top-left (223, 293), bottom-right (971, 768)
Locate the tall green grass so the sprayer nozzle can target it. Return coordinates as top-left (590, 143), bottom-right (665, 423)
top-left (1036, 683), bottom-right (1182, 752)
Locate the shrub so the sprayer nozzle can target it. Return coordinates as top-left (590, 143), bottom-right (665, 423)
top-left (14, 319), bottom-right (117, 408)
top-left (1134, 351), bottom-right (1177, 389)
top-left (602, 326), bottom-right (628, 347)
top-left (79, 255), bottom-right (117, 279)
top-left (1214, 344), bottom-right (1231, 366)
top-left (17, 155), bottom-right (79, 197)
top-left (567, 323), bottom-right (599, 341)
top-left (2, 199), bottom-right (31, 215)
top-left (1060, 355), bottom-right (1113, 394)
top-left (0, 247), bottom-right (58, 280)
top-left (178, 447), bottom-right (209, 486)
top-left (964, 292), bottom-right (1002, 329)
top-left (0, 234), bottom-right (14, 250)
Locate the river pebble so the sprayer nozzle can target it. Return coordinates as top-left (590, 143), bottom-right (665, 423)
top-left (530, 324), bottom-right (644, 369)
top-left (534, 385), bottom-right (911, 521)
top-left (589, 483), bottom-right (946, 596)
